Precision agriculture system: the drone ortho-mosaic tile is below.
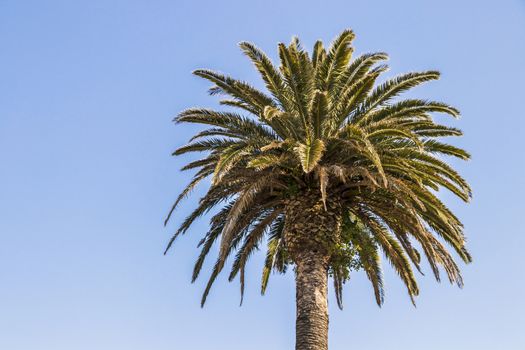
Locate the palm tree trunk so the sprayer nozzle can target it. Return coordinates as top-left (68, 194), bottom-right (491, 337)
top-left (295, 252), bottom-right (329, 350)
top-left (284, 190), bottom-right (343, 350)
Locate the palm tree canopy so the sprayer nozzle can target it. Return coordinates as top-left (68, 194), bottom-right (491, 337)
top-left (165, 29), bottom-right (472, 308)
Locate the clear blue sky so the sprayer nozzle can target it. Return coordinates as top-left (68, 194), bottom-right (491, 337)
top-left (1, 1), bottom-right (524, 349)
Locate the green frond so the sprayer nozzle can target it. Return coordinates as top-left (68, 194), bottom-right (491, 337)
top-left (311, 40), bottom-right (326, 68)
top-left (344, 124), bottom-right (387, 185)
top-left (229, 210), bottom-right (282, 303)
top-left (262, 105), bottom-right (301, 139)
top-left (164, 189), bottom-right (225, 254)
top-left (173, 138), bottom-right (237, 156)
top-left (332, 266), bottom-right (345, 309)
top-left (364, 99), bottom-right (460, 127)
top-left (363, 213), bottom-right (419, 305)
top-left (345, 217), bottom-right (385, 306)
top-left (261, 217), bottom-right (286, 295)
top-left (218, 176), bottom-right (274, 264)
top-left (331, 66), bottom-right (387, 133)
top-left (317, 29), bottom-right (355, 90)
top-left (212, 143), bottom-right (253, 184)
top-left (278, 43), bottom-right (311, 124)
top-left (239, 41), bottom-right (292, 110)
top-left (294, 138), bottom-right (325, 173)
top-left (247, 154), bottom-right (281, 170)
top-left (423, 139), bottom-right (471, 160)
top-left (164, 165), bottom-right (213, 226)
top-left (309, 90), bottom-right (329, 138)
top-left (352, 71), bottom-right (441, 124)
top-left (367, 128), bottom-right (423, 149)
top-left (193, 69), bottom-right (274, 113)
top-left (176, 108), bottom-right (276, 141)
top-left (412, 124), bottom-right (463, 137)
top-left (191, 204), bottom-right (232, 282)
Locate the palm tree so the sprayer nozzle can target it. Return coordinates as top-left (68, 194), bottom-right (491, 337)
top-left (165, 29), bottom-right (472, 350)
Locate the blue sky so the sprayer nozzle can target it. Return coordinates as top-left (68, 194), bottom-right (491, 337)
top-left (1, 0), bottom-right (524, 349)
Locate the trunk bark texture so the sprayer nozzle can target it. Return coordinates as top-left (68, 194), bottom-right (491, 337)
top-left (294, 252), bottom-right (329, 350)
top-left (284, 190), bottom-right (343, 350)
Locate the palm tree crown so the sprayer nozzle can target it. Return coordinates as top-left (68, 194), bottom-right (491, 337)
top-left (165, 29), bottom-right (472, 309)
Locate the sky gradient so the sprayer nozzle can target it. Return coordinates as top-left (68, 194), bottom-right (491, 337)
top-left (1, 0), bottom-right (524, 349)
